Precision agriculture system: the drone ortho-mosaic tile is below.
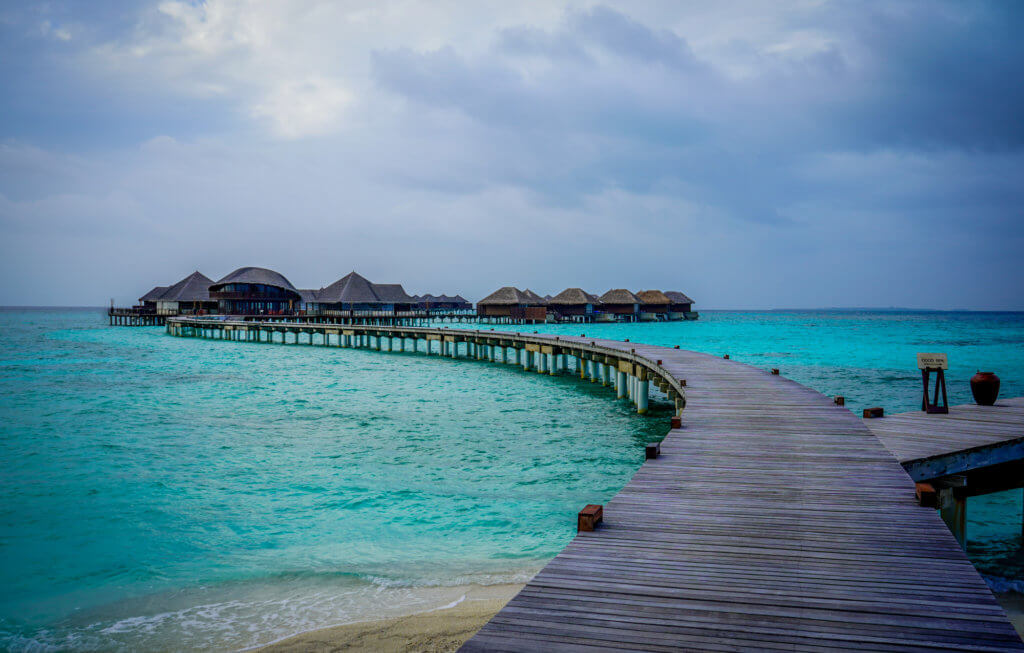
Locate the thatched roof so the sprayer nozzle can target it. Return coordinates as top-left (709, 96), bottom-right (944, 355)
top-left (211, 267), bottom-right (297, 292)
top-left (664, 290), bottom-right (694, 304)
top-left (522, 289), bottom-right (547, 305)
top-left (319, 271), bottom-right (375, 303)
top-left (317, 272), bottom-right (412, 304)
top-left (636, 290), bottom-right (672, 305)
top-left (373, 283), bottom-right (413, 303)
top-left (478, 286), bottom-right (531, 305)
top-left (139, 286), bottom-right (168, 302)
top-left (600, 289), bottom-right (640, 304)
top-left (160, 271), bottom-right (215, 302)
top-left (549, 288), bottom-right (601, 305)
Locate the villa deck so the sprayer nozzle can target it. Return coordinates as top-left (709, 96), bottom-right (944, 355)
top-left (165, 319), bottom-right (1024, 651)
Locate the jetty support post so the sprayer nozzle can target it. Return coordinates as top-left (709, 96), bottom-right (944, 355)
top-left (937, 476), bottom-right (968, 549)
top-left (637, 369), bottom-right (650, 414)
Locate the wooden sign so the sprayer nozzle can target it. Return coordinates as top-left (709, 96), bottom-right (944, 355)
top-left (917, 353), bottom-right (948, 370)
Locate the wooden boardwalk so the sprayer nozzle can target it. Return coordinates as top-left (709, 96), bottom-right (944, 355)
top-left (866, 398), bottom-right (1024, 482)
top-left (463, 336), bottom-right (1023, 651)
top-left (164, 320), bottom-right (1022, 651)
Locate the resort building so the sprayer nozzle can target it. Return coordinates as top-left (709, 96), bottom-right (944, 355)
top-left (547, 288), bottom-right (602, 322)
top-left (209, 267), bottom-right (301, 315)
top-left (665, 291), bottom-right (696, 319)
top-left (414, 294), bottom-right (472, 310)
top-left (636, 289), bottom-right (672, 321)
top-left (598, 289), bottom-right (641, 321)
top-left (477, 286), bottom-right (547, 322)
top-left (138, 285), bottom-right (168, 310)
top-left (153, 271), bottom-right (218, 315)
top-left (308, 271), bottom-right (415, 315)
top-left (137, 271), bottom-right (218, 315)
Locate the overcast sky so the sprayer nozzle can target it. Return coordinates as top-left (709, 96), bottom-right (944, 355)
top-left (1, 1), bottom-right (1022, 308)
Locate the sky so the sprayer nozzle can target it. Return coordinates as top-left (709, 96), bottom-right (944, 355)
top-left (1, 1), bottom-right (1022, 309)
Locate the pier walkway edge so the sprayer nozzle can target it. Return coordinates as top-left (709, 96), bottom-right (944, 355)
top-left (166, 318), bottom-right (1024, 651)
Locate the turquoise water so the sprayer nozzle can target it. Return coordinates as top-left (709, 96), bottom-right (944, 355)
top-left (2, 309), bottom-right (1022, 650)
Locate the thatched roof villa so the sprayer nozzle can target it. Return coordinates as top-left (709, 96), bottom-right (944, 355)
top-left (598, 289), bottom-right (641, 320)
top-left (636, 289), bottom-right (672, 321)
top-left (477, 286), bottom-right (546, 322)
top-left (209, 267), bottom-right (301, 315)
top-left (310, 271), bottom-right (414, 313)
top-left (548, 288), bottom-right (602, 320)
top-left (664, 291), bottom-right (694, 316)
top-left (137, 271), bottom-right (217, 314)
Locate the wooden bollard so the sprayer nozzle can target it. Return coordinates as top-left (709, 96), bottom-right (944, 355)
top-left (578, 504), bottom-right (603, 532)
top-left (670, 416), bottom-right (682, 429)
top-left (915, 482), bottom-right (938, 507)
top-left (771, 368), bottom-right (780, 375)
top-left (723, 354), bottom-right (730, 360)
top-left (645, 442), bottom-right (661, 459)
top-left (834, 396), bottom-right (845, 406)
top-left (863, 407), bottom-right (884, 418)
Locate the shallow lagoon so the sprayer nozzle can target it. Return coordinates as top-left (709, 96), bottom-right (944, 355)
top-left (1, 308), bottom-right (1022, 650)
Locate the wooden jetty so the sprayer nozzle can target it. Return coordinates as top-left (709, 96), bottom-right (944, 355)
top-left (866, 399), bottom-right (1024, 549)
top-left (108, 307), bottom-right (165, 326)
top-left (166, 318), bottom-right (1024, 651)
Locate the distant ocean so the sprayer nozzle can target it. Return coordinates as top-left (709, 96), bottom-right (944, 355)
top-left (2, 308), bottom-right (1022, 651)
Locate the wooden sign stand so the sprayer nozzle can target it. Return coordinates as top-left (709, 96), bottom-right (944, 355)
top-left (921, 367), bottom-right (949, 414)
top-left (917, 353), bottom-right (949, 414)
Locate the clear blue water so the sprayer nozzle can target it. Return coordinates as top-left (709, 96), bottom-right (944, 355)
top-left (1, 308), bottom-right (1022, 650)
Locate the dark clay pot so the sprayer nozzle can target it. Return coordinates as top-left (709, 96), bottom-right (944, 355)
top-left (970, 372), bottom-right (1000, 406)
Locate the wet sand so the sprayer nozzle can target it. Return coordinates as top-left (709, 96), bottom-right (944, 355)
top-left (255, 584), bottom-right (522, 653)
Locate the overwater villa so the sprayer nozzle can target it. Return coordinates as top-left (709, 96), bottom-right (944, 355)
top-left (636, 289), bottom-right (671, 321)
top-left (665, 291), bottom-right (695, 319)
top-left (209, 267), bottom-right (302, 315)
top-left (547, 287), bottom-right (602, 322)
top-left (598, 289), bottom-right (642, 321)
top-left (413, 294), bottom-right (472, 311)
top-left (153, 271), bottom-right (218, 315)
top-left (307, 271), bottom-right (415, 315)
top-left (476, 287), bottom-right (548, 323)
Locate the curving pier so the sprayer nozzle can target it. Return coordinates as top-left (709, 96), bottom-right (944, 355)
top-left (166, 318), bottom-right (1024, 651)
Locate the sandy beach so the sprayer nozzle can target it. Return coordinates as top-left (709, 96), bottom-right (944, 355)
top-left (255, 583), bottom-right (523, 653)
top-left (256, 586), bottom-right (1024, 652)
